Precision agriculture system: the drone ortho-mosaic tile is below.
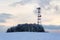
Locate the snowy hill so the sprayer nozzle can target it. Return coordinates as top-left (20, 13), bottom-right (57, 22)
top-left (0, 32), bottom-right (60, 40)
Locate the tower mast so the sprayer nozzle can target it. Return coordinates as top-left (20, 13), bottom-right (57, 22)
top-left (37, 7), bottom-right (41, 25)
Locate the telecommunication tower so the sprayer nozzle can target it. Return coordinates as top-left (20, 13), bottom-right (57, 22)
top-left (37, 7), bottom-right (41, 25)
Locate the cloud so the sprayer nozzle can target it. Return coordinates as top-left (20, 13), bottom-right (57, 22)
top-left (0, 25), bottom-right (8, 32)
top-left (0, 0), bottom-right (60, 29)
top-left (0, 13), bottom-right (13, 23)
top-left (11, 0), bottom-right (51, 8)
top-left (43, 25), bottom-right (60, 30)
top-left (7, 0), bottom-right (60, 25)
top-left (0, 25), bottom-right (10, 32)
top-left (54, 5), bottom-right (60, 14)
top-left (10, 0), bottom-right (32, 7)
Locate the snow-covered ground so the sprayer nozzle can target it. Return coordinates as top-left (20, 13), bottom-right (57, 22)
top-left (0, 32), bottom-right (60, 40)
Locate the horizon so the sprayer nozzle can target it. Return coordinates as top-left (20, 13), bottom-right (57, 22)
top-left (0, 23), bottom-right (60, 32)
top-left (0, 0), bottom-right (60, 32)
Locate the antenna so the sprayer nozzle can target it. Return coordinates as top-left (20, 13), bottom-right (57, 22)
top-left (37, 7), bottom-right (41, 25)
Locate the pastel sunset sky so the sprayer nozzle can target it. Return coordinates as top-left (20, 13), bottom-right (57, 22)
top-left (0, 0), bottom-right (60, 32)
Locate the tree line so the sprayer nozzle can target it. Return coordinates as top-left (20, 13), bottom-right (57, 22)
top-left (7, 23), bottom-right (45, 32)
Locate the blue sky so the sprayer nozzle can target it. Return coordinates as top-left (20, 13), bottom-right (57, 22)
top-left (0, 0), bottom-right (60, 32)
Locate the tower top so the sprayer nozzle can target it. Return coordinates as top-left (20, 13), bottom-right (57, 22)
top-left (37, 7), bottom-right (41, 10)
top-left (37, 7), bottom-right (41, 13)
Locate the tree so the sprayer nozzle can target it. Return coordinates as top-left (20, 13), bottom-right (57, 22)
top-left (7, 24), bottom-right (45, 32)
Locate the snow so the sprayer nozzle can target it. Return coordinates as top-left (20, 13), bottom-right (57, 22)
top-left (0, 32), bottom-right (60, 40)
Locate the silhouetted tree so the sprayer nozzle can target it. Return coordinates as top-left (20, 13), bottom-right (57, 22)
top-left (7, 23), bottom-right (45, 32)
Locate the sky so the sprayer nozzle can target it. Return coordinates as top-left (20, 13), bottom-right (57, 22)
top-left (0, 0), bottom-right (60, 32)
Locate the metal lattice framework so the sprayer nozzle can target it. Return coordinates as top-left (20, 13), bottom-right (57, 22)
top-left (37, 7), bottom-right (41, 25)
